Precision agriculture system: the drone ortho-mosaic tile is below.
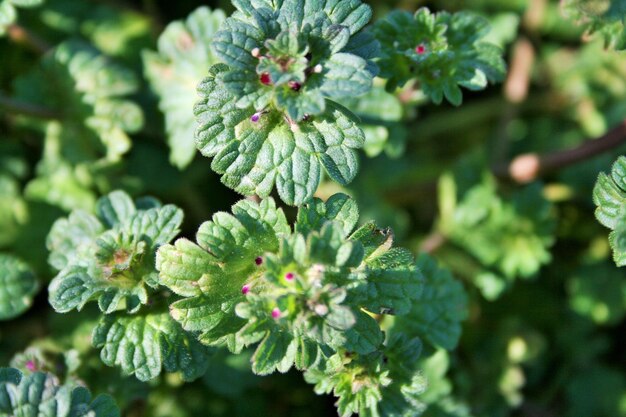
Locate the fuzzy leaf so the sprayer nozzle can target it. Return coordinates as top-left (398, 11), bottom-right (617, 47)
top-left (373, 8), bottom-right (506, 105)
top-left (143, 7), bottom-right (226, 168)
top-left (47, 190), bottom-right (183, 314)
top-left (158, 194), bottom-right (424, 383)
top-left (0, 254), bottom-right (39, 321)
top-left (392, 254), bottom-right (468, 351)
top-left (157, 197), bottom-right (290, 341)
top-left (0, 367), bottom-right (120, 417)
top-left (92, 310), bottom-right (212, 382)
top-left (593, 156), bottom-right (626, 266)
top-left (211, 0), bottom-right (377, 120)
top-left (195, 64), bottom-right (364, 205)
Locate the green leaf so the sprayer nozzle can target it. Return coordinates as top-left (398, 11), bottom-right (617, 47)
top-left (157, 197), bottom-right (289, 341)
top-left (568, 262), bottom-right (626, 325)
top-left (562, 0), bottom-right (626, 49)
top-left (0, 175), bottom-right (28, 248)
top-left (373, 8), bottom-right (506, 105)
top-left (47, 190), bottom-right (183, 314)
top-left (0, 254), bottom-right (38, 321)
top-left (15, 41), bottom-right (144, 211)
top-left (158, 194), bottom-right (423, 382)
top-left (211, 0), bottom-right (377, 119)
top-left (195, 64), bottom-right (364, 205)
top-left (339, 85), bottom-right (407, 158)
top-left (440, 175), bottom-right (556, 296)
top-left (0, 0), bottom-right (44, 36)
top-left (0, 367), bottom-right (120, 417)
top-left (295, 193), bottom-right (359, 238)
top-left (392, 254), bottom-right (468, 351)
top-left (350, 225), bottom-right (422, 316)
top-left (593, 156), bottom-right (626, 266)
top-left (143, 6), bottom-right (226, 169)
top-left (92, 310), bottom-right (212, 382)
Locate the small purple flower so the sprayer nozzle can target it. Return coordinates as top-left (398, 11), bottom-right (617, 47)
top-left (242, 284), bottom-right (251, 295)
top-left (271, 308), bottom-right (281, 319)
top-left (251, 112), bottom-right (261, 123)
top-left (25, 361), bottom-right (36, 372)
top-left (285, 272), bottom-right (295, 281)
top-left (255, 256), bottom-right (263, 266)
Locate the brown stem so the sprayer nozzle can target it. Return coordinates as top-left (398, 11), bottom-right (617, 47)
top-left (6, 24), bottom-right (50, 54)
top-left (496, 120), bottom-right (626, 183)
top-left (420, 232), bottom-right (446, 254)
top-left (0, 94), bottom-right (59, 119)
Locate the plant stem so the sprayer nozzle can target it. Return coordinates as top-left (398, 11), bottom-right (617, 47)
top-left (0, 94), bottom-right (59, 119)
top-left (6, 24), bottom-right (50, 54)
top-left (496, 119), bottom-right (626, 183)
top-left (420, 232), bottom-right (446, 254)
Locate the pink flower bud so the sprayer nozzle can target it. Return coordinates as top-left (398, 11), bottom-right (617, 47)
top-left (260, 72), bottom-right (272, 85)
top-left (242, 284), bottom-right (251, 295)
top-left (416, 44), bottom-right (426, 54)
top-left (285, 272), bottom-right (295, 281)
top-left (251, 112), bottom-right (261, 123)
top-left (255, 256), bottom-right (263, 266)
top-left (25, 361), bottom-right (36, 372)
top-left (271, 308), bottom-right (281, 319)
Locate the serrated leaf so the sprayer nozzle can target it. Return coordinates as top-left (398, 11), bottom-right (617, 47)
top-left (92, 310), bottom-right (212, 382)
top-left (47, 190), bottom-right (183, 314)
top-left (159, 194), bottom-right (425, 389)
top-left (0, 367), bottom-right (120, 417)
top-left (143, 6), bottom-right (226, 169)
top-left (373, 8), bottom-right (506, 105)
top-left (392, 254), bottom-right (468, 351)
top-left (195, 64), bottom-right (364, 205)
top-left (157, 197), bottom-right (289, 341)
top-left (296, 193), bottom-right (359, 238)
top-left (593, 157), bottom-right (626, 266)
top-left (0, 254), bottom-right (39, 321)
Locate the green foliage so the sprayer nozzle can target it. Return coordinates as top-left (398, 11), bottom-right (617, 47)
top-left (0, 0), bottom-right (43, 35)
top-left (0, 367), bottom-right (120, 417)
top-left (391, 254), bottom-right (468, 351)
top-left (439, 174), bottom-right (556, 299)
top-left (45, 190), bottom-right (211, 381)
top-left (568, 263), bottom-right (626, 325)
top-left (92, 311), bottom-right (212, 382)
top-left (194, 0), bottom-right (380, 205)
top-left (2, 1), bottom-right (626, 417)
top-left (157, 193), bottom-right (443, 414)
top-left (340, 84), bottom-right (407, 158)
top-left (143, 6), bottom-right (226, 169)
top-left (13, 41), bottom-right (143, 212)
top-left (594, 156), bottom-right (626, 266)
top-left (0, 254), bottom-right (38, 320)
top-left (195, 65), bottom-right (364, 205)
top-left (373, 8), bottom-right (506, 105)
top-left (562, 0), bottom-right (626, 49)
top-left (48, 190), bottom-right (183, 314)
top-left (212, 0), bottom-right (378, 121)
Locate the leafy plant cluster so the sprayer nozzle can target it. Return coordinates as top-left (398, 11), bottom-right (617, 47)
top-left (1, 0), bottom-right (625, 416)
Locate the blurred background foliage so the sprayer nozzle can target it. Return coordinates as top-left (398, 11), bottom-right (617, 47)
top-left (0, 0), bottom-right (625, 416)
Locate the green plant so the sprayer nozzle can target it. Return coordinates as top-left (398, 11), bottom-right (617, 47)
top-left (1, 0), bottom-right (625, 416)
